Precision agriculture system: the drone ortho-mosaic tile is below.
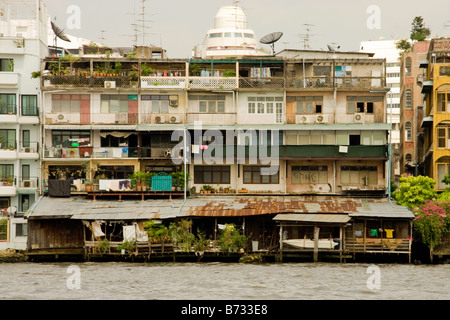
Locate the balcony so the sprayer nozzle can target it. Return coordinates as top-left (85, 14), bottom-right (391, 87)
top-left (280, 145), bottom-right (387, 159)
top-left (17, 177), bottom-right (39, 189)
top-left (43, 146), bottom-right (139, 159)
top-left (239, 77), bottom-right (285, 89)
top-left (286, 76), bottom-right (386, 90)
top-left (286, 77), bottom-right (334, 90)
top-left (42, 75), bottom-right (135, 89)
top-left (18, 142), bottom-right (40, 160)
top-left (141, 76), bottom-right (186, 89)
top-left (45, 112), bottom-right (139, 126)
top-left (187, 113), bottom-right (236, 125)
top-left (0, 141), bottom-right (18, 159)
top-left (0, 105), bottom-right (17, 123)
top-left (188, 76), bottom-right (238, 90)
top-left (0, 72), bottom-right (20, 87)
top-left (0, 176), bottom-right (17, 196)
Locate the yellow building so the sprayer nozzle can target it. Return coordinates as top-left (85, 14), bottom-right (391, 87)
top-left (420, 38), bottom-right (450, 190)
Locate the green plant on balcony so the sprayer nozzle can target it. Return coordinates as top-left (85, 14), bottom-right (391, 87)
top-left (222, 70), bottom-right (236, 77)
top-left (170, 171), bottom-right (190, 191)
top-left (189, 63), bottom-right (201, 76)
top-left (7, 176), bottom-right (14, 186)
top-left (31, 71), bottom-right (41, 79)
top-left (131, 171), bottom-right (146, 191)
top-left (140, 64), bottom-right (154, 76)
top-left (97, 238), bottom-right (110, 254)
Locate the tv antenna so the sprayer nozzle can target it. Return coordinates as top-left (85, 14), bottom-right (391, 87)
top-left (136, 0), bottom-right (155, 46)
top-left (298, 24), bottom-right (316, 50)
top-left (260, 32), bottom-right (283, 55)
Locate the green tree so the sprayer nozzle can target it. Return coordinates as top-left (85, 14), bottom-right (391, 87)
top-left (218, 224), bottom-right (247, 253)
top-left (395, 39), bottom-right (412, 55)
top-left (410, 16), bottom-right (431, 41)
top-left (168, 219), bottom-right (196, 252)
top-left (393, 175), bottom-right (438, 209)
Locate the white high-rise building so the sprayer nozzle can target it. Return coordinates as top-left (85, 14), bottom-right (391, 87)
top-left (0, 0), bottom-right (48, 250)
top-left (360, 40), bottom-right (402, 183)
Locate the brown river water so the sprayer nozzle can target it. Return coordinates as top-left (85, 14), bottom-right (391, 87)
top-left (0, 262), bottom-right (449, 300)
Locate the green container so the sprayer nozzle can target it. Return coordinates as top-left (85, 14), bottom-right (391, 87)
top-left (151, 176), bottom-right (172, 191)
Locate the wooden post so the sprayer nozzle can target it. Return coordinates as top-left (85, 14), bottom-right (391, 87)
top-left (339, 226), bottom-right (343, 263)
top-left (313, 226), bottom-right (320, 262)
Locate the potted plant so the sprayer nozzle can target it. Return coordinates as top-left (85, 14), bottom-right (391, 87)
top-left (7, 176), bottom-right (14, 186)
top-left (132, 171), bottom-right (145, 191)
top-left (97, 238), bottom-right (110, 254)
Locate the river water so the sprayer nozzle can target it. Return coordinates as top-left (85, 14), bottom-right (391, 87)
top-left (1, 262), bottom-right (449, 300)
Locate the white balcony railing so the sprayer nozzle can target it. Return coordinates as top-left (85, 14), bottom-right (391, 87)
top-left (141, 76), bottom-right (186, 89)
top-left (188, 77), bottom-right (238, 89)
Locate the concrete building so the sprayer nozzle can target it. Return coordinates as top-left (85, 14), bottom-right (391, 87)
top-left (0, 0), bottom-right (48, 250)
top-left (359, 40), bottom-right (401, 183)
top-left (26, 4), bottom-right (413, 262)
top-left (420, 38), bottom-right (450, 190)
top-left (399, 41), bottom-right (430, 177)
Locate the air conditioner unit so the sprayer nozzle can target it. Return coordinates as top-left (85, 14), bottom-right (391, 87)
top-left (169, 100), bottom-right (179, 107)
top-left (169, 115), bottom-right (181, 123)
top-left (104, 81), bottom-right (116, 88)
top-left (21, 147), bottom-right (33, 153)
top-left (22, 180), bottom-right (33, 188)
top-left (55, 113), bottom-right (68, 123)
top-left (164, 149), bottom-right (172, 157)
top-left (354, 113), bottom-right (365, 123)
top-left (295, 115), bottom-right (308, 124)
top-left (316, 115), bottom-right (327, 123)
top-left (154, 115), bottom-right (165, 124)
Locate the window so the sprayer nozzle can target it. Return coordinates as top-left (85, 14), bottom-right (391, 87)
top-left (21, 95), bottom-right (38, 116)
top-left (22, 130), bottom-right (30, 148)
top-left (243, 166), bottom-right (279, 184)
top-left (101, 166), bottom-right (134, 180)
top-left (405, 90), bottom-right (412, 109)
top-left (101, 132), bottom-right (137, 148)
top-left (194, 166), bottom-right (230, 184)
top-left (15, 224), bottom-right (27, 237)
top-left (405, 122), bottom-right (412, 142)
top-left (19, 194), bottom-right (32, 214)
top-left (437, 92), bottom-right (450, 113)
top-left (405, 154), bottom-right (412, 162)
top-left (0, 59), bottom-right (14, 72)
top-left (313, 66), bottom-right (331, 77)
top-left (0, 94), bottom-right (16, 114)
top-left (52, 130), bottom-right (90, 147)
top-left (0, 129), bottom-right (16, 149)
top-left (349, 135), bottom-right (361, 146)
top-left (209, 33), bottom-right (223, 38)
top-left (405, 57), bottom-right (412, 76)
top-left (0, 219), bottom-right (7, 241)
top-left (142, 95), bottom-right (172, 113)
top-left (190, 95), bottom-right (225, 113)
top-left (437, 127), bottom-right (450, 148)
top-left (286, 130), bottom-right (335, 145)
top-left (340, 166), bottom-right (377, 186)
top-left (248, 96), bottom-right (282, 114)
top-left (52, 94), bottom-right (86, 113)
top-left (291, 166), bottom-right (328, 184)
top-left (100, 95), bottom-right (130, 113)
top-left (22, 164), bottom-right (30, 180)
top-left (0, 164), bottom-right (14, 179)
top-left (437, 163), bottom-right (450, 189)
top-left (347, 96), bottom-right (382, 114)
top-left (288, 96), bottom-right (323, 114)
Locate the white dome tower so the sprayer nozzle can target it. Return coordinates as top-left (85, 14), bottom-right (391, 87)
top-left (193, 4), bottom-right (267, 58)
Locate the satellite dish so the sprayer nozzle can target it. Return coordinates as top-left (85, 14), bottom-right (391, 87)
top-left (260, 32), bottom-right (283, 55)
top-left (327, 44), bottom-right (340, 52)
top-left (51, 21), bottom-right (71, 42)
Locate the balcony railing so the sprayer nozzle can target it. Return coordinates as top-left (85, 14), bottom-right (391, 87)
top-left (286, 77), bottom-right (333, 89)
top-left (45, 112), bottom-right (139, 125)
top-left (188, 76), bottom-right (238, 89)
top-left (141, 76), bottom-right (186, 89)
top-left (334, 77), bottom-right (386, 89)
top-left (43, 146), bottom-right (139, 159)
top-left (239, 77), bottom-right (285, 89)
top-left (17, 176), bottom-right (39, 189)
top-left (186, 113), bottom-right (236, 125)
top-left (42, 75), bottom-right (135, 88)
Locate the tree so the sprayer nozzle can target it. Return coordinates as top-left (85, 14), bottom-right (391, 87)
top-left (410, 16), bottom-right (430, 41)
top-left (395, 39), bottom-right (412, 55)
top-left (393, 175), bottom-right (438, 209)
top-left (413, 200), bottom-right (450, 262)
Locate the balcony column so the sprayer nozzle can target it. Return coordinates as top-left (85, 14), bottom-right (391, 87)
top-left (236, 61), bottom-right (239, 89)
top-left (313, 226), bottom-right (320, 262)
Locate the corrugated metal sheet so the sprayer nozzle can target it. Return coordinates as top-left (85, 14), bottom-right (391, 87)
top-left (28, 195), bottom-right (414, 220)
top-left (273, 213), bottom-right (351, 223)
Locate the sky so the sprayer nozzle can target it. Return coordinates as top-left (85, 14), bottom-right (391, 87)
top-left (43, 0), bottom-right (449, 58)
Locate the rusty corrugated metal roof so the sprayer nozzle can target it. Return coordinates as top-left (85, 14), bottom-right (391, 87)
top-left (28, 195), bottom-right (413, 220)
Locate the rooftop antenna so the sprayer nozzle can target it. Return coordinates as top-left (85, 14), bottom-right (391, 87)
top-left (99, 30), bottom-right (107, 45)
top-left (136, 0), bottom-right (155, 46)
top-left (260, 32), bottom-right (283, 55)
top-left (298, 24), bottom-right (316, 50)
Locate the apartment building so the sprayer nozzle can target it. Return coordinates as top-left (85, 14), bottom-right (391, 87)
top-left (0, 0), bottom-right (47, 250)
top-left (359, 40), bottom-right (401, 184)
top-left (27, 4), bottom-right (413, 261)
top-left (420, 38), bottom-right (450, 190)
top-left (399, 41), bottom-right (430, 177)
